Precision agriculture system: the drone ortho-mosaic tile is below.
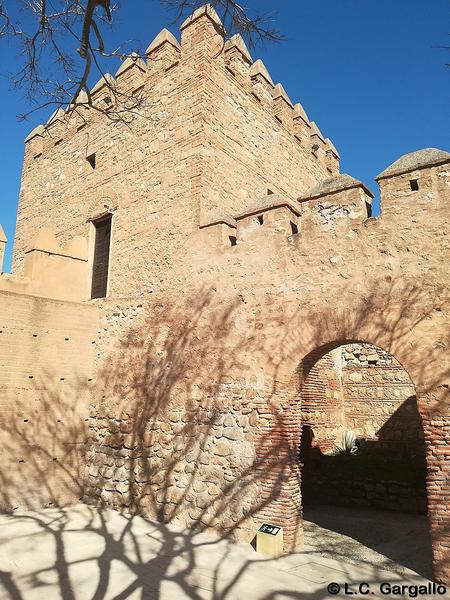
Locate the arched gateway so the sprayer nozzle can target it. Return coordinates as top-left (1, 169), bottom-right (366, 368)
top-left (0, 3), bottom-right (448, 588)
top-left (252, 332), bottom-right (448, 582)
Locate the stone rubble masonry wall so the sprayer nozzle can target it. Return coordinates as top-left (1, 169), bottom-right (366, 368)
top-left (313, 475), bottom-right (428, 515)
top-left (0, 290), bottom-right (99, 511)
top-left (342, 344), bottom-right (423, 455)
top-left (342, 342), bottom-right (394, 367)
top-left (1, 4), bottom-right (449, 583)
top-left (301, 344), bottom-right (423, 455)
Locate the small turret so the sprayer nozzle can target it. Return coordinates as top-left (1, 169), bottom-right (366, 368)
top-left (299, 173), bottom-right (374, 225)
top-left (234, 193), bottom-right (301, 242)
top-left (375, 148), bottom-right (450, 215)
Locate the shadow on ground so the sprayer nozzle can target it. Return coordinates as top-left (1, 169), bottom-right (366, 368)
top-left (0, 504), bottom-right (441, 600)
top-left (303, 505), bottom-right (434, 580)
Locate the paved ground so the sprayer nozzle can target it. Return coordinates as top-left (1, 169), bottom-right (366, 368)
top-left (303, 506), bottom-right (434, 579)
top-left (0, 504), bottom-right (447, 599)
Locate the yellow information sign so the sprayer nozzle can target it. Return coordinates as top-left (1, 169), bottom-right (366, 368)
top-left (256, 523), bottom-right (284, 557)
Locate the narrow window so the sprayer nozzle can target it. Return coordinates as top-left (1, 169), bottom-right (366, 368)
top-left (91, 215), bottom-right (112, 299)
top-left (257, 215), bottom-right (264, 225)
top-left (410, 179), bottom-right (419, 191)
top-left (86, 153), bottom-right (96, 170)
top-left (290, 221), bottom-right (299, 235)
top-left (229, 235), bottom-right (237, 247)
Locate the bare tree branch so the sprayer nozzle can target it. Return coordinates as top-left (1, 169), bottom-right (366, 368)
top-left (0, 0), bottom-right (283, 122)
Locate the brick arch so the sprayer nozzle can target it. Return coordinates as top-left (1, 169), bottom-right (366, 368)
top-left (253, 338), bottom-right (449, 583)
top-left (87, 187), bottom-right (120, 218)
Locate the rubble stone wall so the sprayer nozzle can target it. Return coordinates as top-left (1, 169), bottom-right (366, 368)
top-left (342, 344), bottom-right (423, 455)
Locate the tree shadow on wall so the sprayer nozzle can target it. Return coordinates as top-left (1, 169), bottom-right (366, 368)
top-left (0, 282), bottom-right (448, 596)
top-left (269, 278), bottom-right (450, 582)
top-left (0, 290), bottom-right (303, 599)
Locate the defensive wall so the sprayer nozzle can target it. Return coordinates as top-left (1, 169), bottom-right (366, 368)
top-left (1, 4), bottom-right (449, 582)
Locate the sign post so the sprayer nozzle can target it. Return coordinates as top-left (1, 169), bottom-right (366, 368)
top-left (256, 523), bottom-right (284, 557)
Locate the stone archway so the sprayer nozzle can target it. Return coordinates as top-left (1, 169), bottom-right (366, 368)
top-left (298, 341), bottom-right (432, 576)
top-left (252, 337), bottom-right (449, 583)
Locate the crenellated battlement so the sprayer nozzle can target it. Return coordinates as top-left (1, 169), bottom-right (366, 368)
top-left (199, 150), bottom-right (450, 251)
top-left (200, 176), bottom-right (372, 248)
top-left (11, 4), bottom-right (450, 294)
top-left (23, 4), bottom-right (340, 179)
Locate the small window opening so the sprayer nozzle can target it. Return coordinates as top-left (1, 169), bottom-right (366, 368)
top-left (290, 221), bottom-right (299, 235)
top-left (229, 235), bottom-right (237, 247)
top-left (91, 214), bottom-right (112, 299)
top-left (86, 153), bottom-right (96, 170)
top-left (257, 215), bottom-right (264, 225)
top-left (267, 189), bottom-right (274, 195)
top-left (275, 115), bottom-right (282, 124)
top-left (366, 202), bottom-right (373, 218)
top-left (410, 179), bottom-right (419, 191)
top-left (103, 95), bottom-right (113, 106)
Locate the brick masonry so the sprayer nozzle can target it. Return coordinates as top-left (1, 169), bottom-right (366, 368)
top-left (0, 290), bottom-right (98, 510)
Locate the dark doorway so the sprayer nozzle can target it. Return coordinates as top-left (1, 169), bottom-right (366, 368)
top-left (298, 342), bottom-right (432, 578)
top-left (91, 215), bottom-right (112, 299)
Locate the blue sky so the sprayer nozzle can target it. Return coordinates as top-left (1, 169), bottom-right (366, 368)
top-left (1, 0), bottom-right (449, 272)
